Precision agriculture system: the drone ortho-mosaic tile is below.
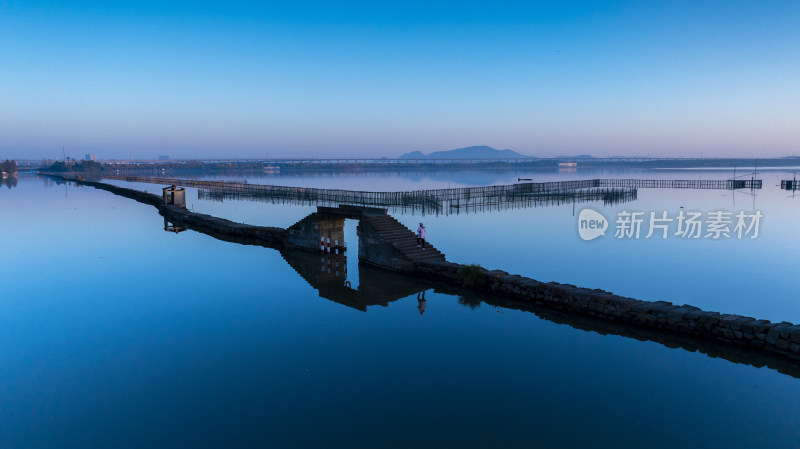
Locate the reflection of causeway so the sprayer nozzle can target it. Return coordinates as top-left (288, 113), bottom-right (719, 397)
top-left (59, 176), bottom-right (799, 380)
top-left (279, 248), bottom-right (800, 379)
top-left (280, 250), bottom-right (432, 312)
top-left (487, 296), bottom-right (800, 379)
top-left (274, 203), bottom-right (800, 378)
top-left (262, 208), bottom-right (800, 379)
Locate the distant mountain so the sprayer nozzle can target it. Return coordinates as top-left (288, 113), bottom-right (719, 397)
top-left (399, 145), bottom-right (531, 159)
top-left (401, 151), bottom-right (426, 159)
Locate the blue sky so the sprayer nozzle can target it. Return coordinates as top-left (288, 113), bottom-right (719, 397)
top-left (1, 1), bottom-right (798, 159)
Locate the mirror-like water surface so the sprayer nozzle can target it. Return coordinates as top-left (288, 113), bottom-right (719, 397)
top-left (3, 171), bottom-right (800, 448)
top-left (106, 167), bottom-right (800, 321)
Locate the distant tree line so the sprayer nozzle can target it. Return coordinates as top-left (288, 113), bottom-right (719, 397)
top-left (42, 160), bottom-right (104, 173)
top-left (1, 159), bottom-right (17, 173)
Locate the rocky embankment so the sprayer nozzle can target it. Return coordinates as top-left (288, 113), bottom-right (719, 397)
top-left (415, 261), bottom-right (800, 360)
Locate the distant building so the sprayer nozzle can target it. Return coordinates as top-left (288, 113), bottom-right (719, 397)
top-left (158, 155), bottom-right (170, 160)
top-left (85, 154), bottom-right (97, 161)
top-left (558, 161), bottom-right (577, 173)
top-left (162, 185), bottom-right (186, 208)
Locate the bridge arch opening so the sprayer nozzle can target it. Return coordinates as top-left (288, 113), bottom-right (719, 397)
top-left (344, 218), bottom-right (360, 290)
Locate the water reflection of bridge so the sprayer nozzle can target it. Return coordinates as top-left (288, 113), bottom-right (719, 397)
top-left (57, 174), bottom-right (799, 380)
top-left (280, 245), bottom-right (800, 379)
top-left (281, 250), bottom-right (433, 312)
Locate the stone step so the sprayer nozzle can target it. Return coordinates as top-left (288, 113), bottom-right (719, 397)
top-left (389, 240), bottom-right (440, 252)
top-left (378, 229), bottom-right (413, 235)
top-left (384, 235), bottom-right (419, 242)
top-left (393, 243), bottom-right (440, 252)
top-left (401, 249), bottom-right (441, 256)
top-left (388, 238), bottom-right (431, 245)
top-left (371, 222), bottom-right (407, 229)
top-left (384, 237), bottom-right (419, 244)
top-left (372, 226), bottom-right (410, 234)
top-left (390, 243), bottom-right (431, 250)
top-left (375, 231), bottom-right (409, 237)
top-left (373, 220), bottom-right (406, 228)
top-left (388, 236), bottom-right (437, 246)
top-left (365, 216), bottom-right (444, 262)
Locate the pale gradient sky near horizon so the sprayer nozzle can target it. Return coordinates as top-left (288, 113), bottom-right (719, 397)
top-left (1, 0), bottom-right (798, 160)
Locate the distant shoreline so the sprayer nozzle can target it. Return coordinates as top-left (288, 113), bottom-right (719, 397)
top-left (30, 156), bottom-right (800, 175)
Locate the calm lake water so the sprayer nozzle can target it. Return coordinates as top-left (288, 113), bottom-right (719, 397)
top-left (2, 169), bottom-right (800, 448)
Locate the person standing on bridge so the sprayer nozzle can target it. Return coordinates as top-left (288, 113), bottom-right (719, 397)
top-left (417, 222), bottom-right (426, 249)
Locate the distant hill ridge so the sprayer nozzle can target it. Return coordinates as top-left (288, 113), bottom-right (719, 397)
top-left (399, 145), bottom-right (531, 159)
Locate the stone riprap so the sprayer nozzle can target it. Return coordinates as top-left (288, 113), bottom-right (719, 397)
top-left (414, 261), bottom-right (800, 360)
